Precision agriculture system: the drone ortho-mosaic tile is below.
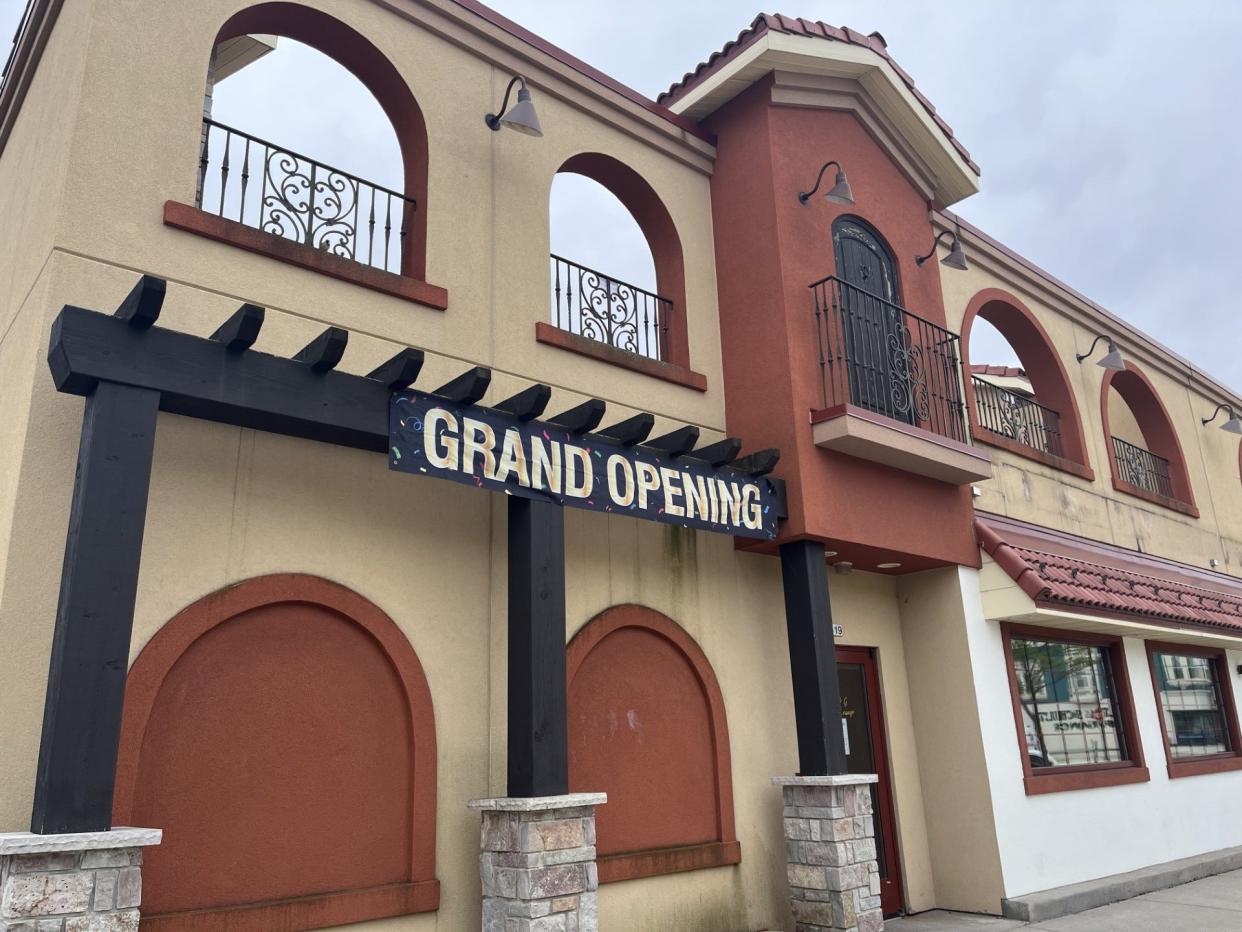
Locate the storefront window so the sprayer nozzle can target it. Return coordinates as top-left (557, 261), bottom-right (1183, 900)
top-left (1146, 644), bottom-right (1242, 778)
top-left (1010, 636), bottom-right (1129, 768)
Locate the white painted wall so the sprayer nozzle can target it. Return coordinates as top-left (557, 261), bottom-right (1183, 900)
top-left (961, 566), bottom-right (1242, 897)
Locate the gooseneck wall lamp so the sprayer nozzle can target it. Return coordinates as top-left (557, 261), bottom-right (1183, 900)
top-left (485, 76), bottom-right (543, 137)
top-left (1202, 403), bottom-right (1242, 435)
top-left (1075, 335), bottom-right (1126, 370)
top-left (915, 229), bottom-right (968, 271)
top-left (797, 160), bottom-right (855, 206)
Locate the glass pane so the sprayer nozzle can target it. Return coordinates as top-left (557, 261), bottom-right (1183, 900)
top-left (1010, 637), bottom-right (1129, 768)
top-left (1154, 653), bottom-right (1232, 758)
top-left (838, 662), bottom-right (888, 879)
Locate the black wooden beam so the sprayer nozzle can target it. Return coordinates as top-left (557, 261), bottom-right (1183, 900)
top-left (31, 381), bottom-right (161, 833)
top-left (294, 326), bottom-right (348, 373)
top-left (507, 495), bottom-right (568, 797)
top-left (646, 425), bottom-right (699, 457)
top-left (693, 437), bottom-right (742, 467)
top-left (434, 367), bottom-right (491, 405)
top-left (596, 413), bottom-right (654, 446)
top-left (548, 399), bottom-right (605, 434)
top-left (734, 448), bottom-right (780, 476)
top-left (495, 384), bottom-right (551, 421)
top-left (210, 304), bottom-right (265, 352)
top-left (779, 540), bottom-right (847, 776)
top-left (367, 348), bottom-right (424, 392)
top-left (114, 275), bottom-right (164, 330)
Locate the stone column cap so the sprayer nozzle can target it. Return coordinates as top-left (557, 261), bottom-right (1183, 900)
top-left (772, 774), bottom-right (878, 787)
top-left (467, 792), bottom-right (607, 812)
top-left (0, 827), bottom-right (162, 855)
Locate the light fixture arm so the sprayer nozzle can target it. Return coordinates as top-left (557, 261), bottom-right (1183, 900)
top-left (485, 76), bottom-right (526, 131)
top-left (915, 230), bottom-right (957, 266)
top-left (1075, 334), bottom-right (1112, 363)
top-left (798, 160), bottom-right (843, 204)
top-left (1202, 402), bottom-right (1237, 427)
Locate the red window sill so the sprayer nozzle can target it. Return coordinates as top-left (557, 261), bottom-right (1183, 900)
top-left (1111, 476), bottom-right (1199, 518)
top-left (970, 424), bottom-right (1094, 481)
top-left (598, 840), bottom-right (740, 883)
top-left (139, 879), bottom-right (440, 931)
top-left (535, 321), bottom-right (707, 391)
top-left (163, 201), bottom-right (449, 310)
top-left (1167, 754), bottom-right (1242, 779)
top-left (1023, 763), bottom-right (1149, 796)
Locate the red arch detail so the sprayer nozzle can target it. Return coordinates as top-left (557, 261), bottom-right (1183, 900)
top-left (566, 604), bottom-right (739, 883)
top-left (215, 3), bottom-right (430, 279)
top-left (961, 287), bottom-right (1094, 477)
top-left (114, 574), bottom-right (438, 930)
top-left (556, 154), bottom-right (690, 368)
top-left (1100, 363), bottom-right (1199, 516)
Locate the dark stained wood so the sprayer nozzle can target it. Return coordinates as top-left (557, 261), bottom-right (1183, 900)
top-left (779, 540), bottom-right (847, 775)
top-left (367, 348), bottom-right (424, 392)
top-left (597, 413), bottom-right (654, 446)
top-left (646, 425), bottom-right (699, 456)
top-left (294, 326), bottom-right (348, 373)
top-left (691, 437), bottom-right (741, 466)
top-left (495, 384), bottom-right (551, 421)
top-left (114, 275), bottom-right (165, 330)
top-left (209, 303), bottom-right (265, 351)
top-left (733, 448), bottom-right (780, 476)
top-left (31, 381), bottom-right (161, 833)
top-left (548, 399), bottom-right (605, 434)
top-left (433, 367), bottom-right (491, 405)
top-left (507, 495), bottom-right (568, 797)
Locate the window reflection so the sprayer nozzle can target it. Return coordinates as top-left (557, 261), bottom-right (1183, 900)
top-left (1011, 637), bottom-right (1128, 768)
top-left (1154, 652), bottom-right (1232, 759)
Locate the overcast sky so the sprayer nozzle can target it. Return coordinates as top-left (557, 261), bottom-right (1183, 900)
top-left (4, 1), bottom-right (1240, 390)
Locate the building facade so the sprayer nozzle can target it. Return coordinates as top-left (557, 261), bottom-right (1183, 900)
top-left (0, 3), bottom-right (1240, 931)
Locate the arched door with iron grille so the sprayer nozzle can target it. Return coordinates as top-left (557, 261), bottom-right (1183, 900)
top-left (832, 218), bottom-right (914, 424)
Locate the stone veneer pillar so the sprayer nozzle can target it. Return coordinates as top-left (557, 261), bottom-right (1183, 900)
top-left (0, 828), bottom-right (161, 932)
top-left (468, 793), bottom-right (606, 932)
top-left (775, 775), bottom-right (883, 932)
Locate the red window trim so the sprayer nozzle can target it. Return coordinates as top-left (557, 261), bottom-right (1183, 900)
top-left (1144, 640), bottom-right (1242, 779)
top-left (1000, 622), bottom-right (1149, 795)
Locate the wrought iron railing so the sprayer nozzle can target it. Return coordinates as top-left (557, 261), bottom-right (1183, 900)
top-left (195, 119), bottom-right (415, 275)
top-left (550, 255), bottom-right (671, 362)
top-left (972, 376), bottom-right (1065, 458)
top-left (1112, 436), bottom-right (1174, 498)
top-left (810, 275), bottom-right (969, 443)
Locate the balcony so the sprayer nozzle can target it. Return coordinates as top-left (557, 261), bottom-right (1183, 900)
top-left (809, 275), bottom-right (991, 485)
top-left (972, 376), bottom-right (1065, 458)
top-left (1111, 436), bottom-right (1174, 499)
top-left (550, 254), bottom-right (671, 362)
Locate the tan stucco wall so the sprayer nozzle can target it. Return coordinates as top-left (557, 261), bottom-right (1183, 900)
top-left (942, 254), bottom-right (1242, 576)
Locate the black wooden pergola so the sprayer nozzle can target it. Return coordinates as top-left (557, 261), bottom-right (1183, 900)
top-left (32, 275), bottom-right (848, 836)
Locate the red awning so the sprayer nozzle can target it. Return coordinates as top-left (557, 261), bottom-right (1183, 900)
top-left (976, 515), bottom-right (1242, 633)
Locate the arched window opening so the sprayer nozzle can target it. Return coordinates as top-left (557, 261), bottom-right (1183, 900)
top-left (548, 154), bottom-right (688, 366)
top-left (961, 289), bottom-right (1092, 471)
top-left (113, 575), bottom-right (439, 929)
top-left (1102, 365), bottom-right (1196, 512)
top-left (567, 605), bottom-right (738, 882)
top-left (193, 4), bottom-right (430, 279)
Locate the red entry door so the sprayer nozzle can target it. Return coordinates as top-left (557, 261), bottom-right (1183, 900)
top-left (837, 646), bottom-right (904, 917)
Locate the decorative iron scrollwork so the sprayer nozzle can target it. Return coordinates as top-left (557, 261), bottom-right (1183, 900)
top-left (550, 255), bottom-right (671, 362)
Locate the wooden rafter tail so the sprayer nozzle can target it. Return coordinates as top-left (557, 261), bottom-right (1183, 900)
top-left (692, 437), bottom-right (742, 467)
top-left (495, 384), bottom-right (551, 421)
top-left (434, 366), bottom-right (491, 405)
top-left (209, 303), bottom-right (265, 352)
top-left (294, 326), bottom-right (348, 373)
top-left (646, 425), bottom-right (699, 457)
top-left (732, 448), bottom-right (780, 476)
top-left (368, 348), bottom-right (424, 392)
top-left (114, 275), bottom-right (166, 330)
top-left (596, 412), bottom-right (654, 446)
top-left (548, 399), bottom-right (605, 434)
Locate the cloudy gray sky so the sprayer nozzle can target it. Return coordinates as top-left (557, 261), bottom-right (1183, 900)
top-left (4, 1), bottom-right (1240, 389)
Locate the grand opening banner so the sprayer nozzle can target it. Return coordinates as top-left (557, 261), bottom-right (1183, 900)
top-left (389, 391), bottom-right (779, 540)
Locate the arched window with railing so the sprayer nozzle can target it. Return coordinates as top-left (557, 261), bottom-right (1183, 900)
top-left (174, 3), bottom-right (439, 302)
top-left (961, 288), bottom-right (1093, 477)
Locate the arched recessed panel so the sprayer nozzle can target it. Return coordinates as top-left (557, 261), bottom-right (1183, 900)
top-left (114, 575), bottom-right (438, 930)
top-left (567, 605), bottom-right (738, 882)
top-left (961, 288), bottom-right (1092, 473)
top-left (1100, 363), bottom-right (1198, 515)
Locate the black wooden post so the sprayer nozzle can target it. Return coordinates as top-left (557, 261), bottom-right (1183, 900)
top-left (779, 540), bottom-right (848, 775)
top-left (31, 381), bottom-right (161, 834)
top-left (507, 495), bottom-right (569, 797)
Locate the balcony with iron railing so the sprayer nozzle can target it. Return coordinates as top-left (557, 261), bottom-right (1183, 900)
top-left (549, 254), bottom-right (671, 363)
top-left (1111, 436), bottom-right (1174, 499)
top-left (972, 376), bottom-right (1065, 459)
top-left (808, 275), bottom-right (990, 485)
